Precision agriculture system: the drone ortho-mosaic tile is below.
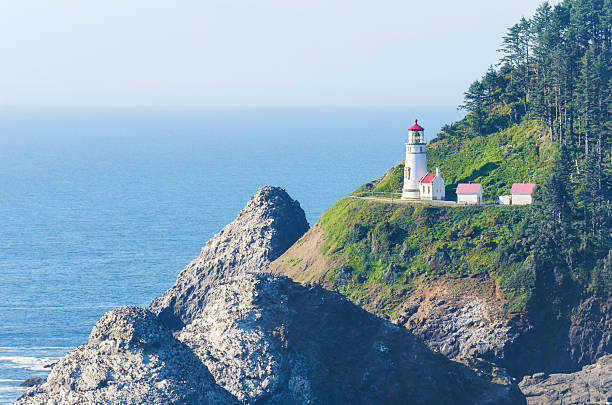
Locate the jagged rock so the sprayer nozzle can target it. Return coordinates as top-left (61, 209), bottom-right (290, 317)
top-left (150, 186), bottom-right (309, 330)
top-left (16, 306), bottom-right (237, 405)
top-left (519, 354), bottom-right (612, 404)
top-left (178, 273), bottom-right (525, 405)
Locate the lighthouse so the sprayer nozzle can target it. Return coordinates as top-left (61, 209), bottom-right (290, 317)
top-left (402, 119), bottom-right (428, 199)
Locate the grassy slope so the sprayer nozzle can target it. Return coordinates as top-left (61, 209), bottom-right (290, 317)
top-left (271, 119), bottom-right (559, 318)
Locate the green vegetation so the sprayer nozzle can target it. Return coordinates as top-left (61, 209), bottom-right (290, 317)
top-left (331, 0), bottom-right (611, 319)
top-left (318, 199), bottom-right (531, 315)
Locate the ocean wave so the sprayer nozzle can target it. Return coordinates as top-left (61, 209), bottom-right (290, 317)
top-left (0, 347), bottom-right (72, 350)
top-left (0, 386), bottom-right (26, 392)
top-left (0, 305), bottom-right (116, 310)
top-left (0, 356), bottom-right (59, 371)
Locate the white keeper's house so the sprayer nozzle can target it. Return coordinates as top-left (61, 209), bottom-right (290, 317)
top-left (456, 182), bottom-right (483, 205)
top-left (511, 183), bottom-right (536, 205)
top-left (402, 119), bottom-right (446, 200)
top-left (498, 183), bottom-right (536, 205)
top-left (419, 168), bottom-right (445, 200)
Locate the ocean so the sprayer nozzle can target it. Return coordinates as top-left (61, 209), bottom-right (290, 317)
top-left (0, 107), bottom-right (462, 403)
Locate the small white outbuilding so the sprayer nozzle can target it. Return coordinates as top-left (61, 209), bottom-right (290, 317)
top-left (498, 195), bottom-right (512, 205)
top-left (456, 182), bottom-right (483, 205)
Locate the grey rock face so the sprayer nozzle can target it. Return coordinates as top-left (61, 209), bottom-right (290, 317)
top-left (394, 278), bottom-right (530, 377)
top-left (393, 279), bottom-right (610, 379)
top-left (481, 295), bottom-right (611, 378)
top-left (178, 273), bottom-right (525, 405)
top-left (519, 354), bottom-right (612, 404)
top-left (403, 296), bottom-right (515, 362)
top-left (150, 186), bottom-right (309, 330)
top-left (16, 306), bottom-right (238, 405)
top-left (569, 297), bottom-right (612, 370)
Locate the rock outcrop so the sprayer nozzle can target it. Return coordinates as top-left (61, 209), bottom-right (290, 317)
top-left (150, 186), bottom-right (309, 330)
top-left (178, 273), bottom-right (524, 404)
top-left (16, 306), bottom-right (238, 405)
top-left (519, 354), bottom-right (612, 404)
top-left (400, 290), bottom-right (612, 379)
top-left (395, 276), bottom-right (517, 364)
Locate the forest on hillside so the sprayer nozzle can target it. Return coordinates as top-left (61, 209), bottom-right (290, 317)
top-left (451, 0), bottom-right (611, 309)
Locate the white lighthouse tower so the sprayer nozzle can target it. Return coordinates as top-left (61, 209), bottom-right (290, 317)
top-left (402, 119), bottom-right (427, 199)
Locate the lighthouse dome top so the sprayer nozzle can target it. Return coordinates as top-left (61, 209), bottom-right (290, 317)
top-left (408, 119), bottom-right (424, 131)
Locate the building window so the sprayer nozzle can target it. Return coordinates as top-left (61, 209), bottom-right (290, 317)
top-left (407, 167), bottom-right (410, 179)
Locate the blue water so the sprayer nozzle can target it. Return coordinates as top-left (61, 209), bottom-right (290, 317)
top-left (0, 107), bottom-right (462, 403)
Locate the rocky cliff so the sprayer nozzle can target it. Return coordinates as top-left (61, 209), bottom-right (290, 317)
top-left (177, 273), bottom-right (523, 404)
top-left (392, 275), bottom-right (522, 366)
top-left (386, 276), bottom-right (612, 378)
top-left (17, 187), bottom-right (526, 404)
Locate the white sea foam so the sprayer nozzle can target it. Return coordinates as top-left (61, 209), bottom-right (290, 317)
top-left (0, 347), bottom-right (72, 350)
top-left (0, 305), bottom-right (115, 310)
top-left (0, 386), bottom-right (26, 392)
top-left (0, 356), bottom-right (59, 371)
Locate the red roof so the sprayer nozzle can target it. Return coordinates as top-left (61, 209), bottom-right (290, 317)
top-left (456, 183), bottom-right (482, 194)
top-left (408, 119), bottom-right (424, 131)
top-left (511, 183), bottom-right (536, 194)
top-left (420, 173), bottom-right (436, 183)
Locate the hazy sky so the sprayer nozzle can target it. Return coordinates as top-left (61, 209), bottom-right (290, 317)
top-left (0, 1), bottom-right (552, 107)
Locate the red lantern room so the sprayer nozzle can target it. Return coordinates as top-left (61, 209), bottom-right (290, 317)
top-left (407, 119), bottom-right (424, 144)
